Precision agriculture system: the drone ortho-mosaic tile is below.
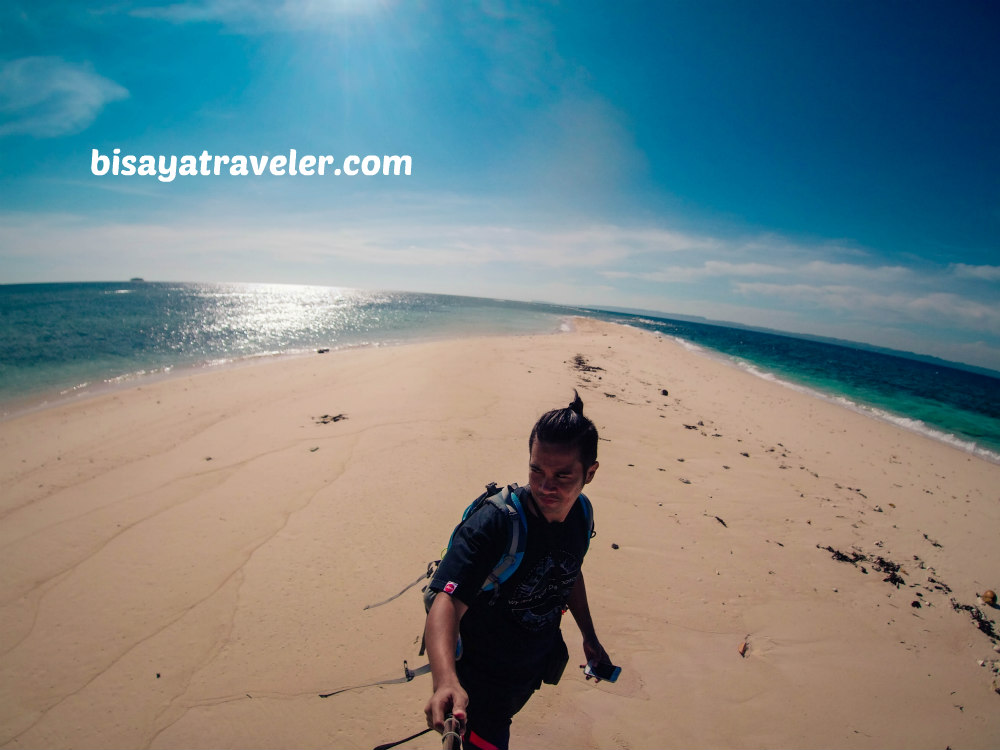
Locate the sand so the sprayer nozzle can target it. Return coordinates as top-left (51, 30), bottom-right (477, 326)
top-left (1, 318), bottom-right (998, 749)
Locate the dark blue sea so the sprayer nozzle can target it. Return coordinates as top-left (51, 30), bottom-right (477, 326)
top-left (2, 282), bottom-right (998, 462)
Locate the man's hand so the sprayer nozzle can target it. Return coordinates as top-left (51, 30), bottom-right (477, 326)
top-left (580, 637), bottom-right (613, 682)
top-left (568, 572), bottom-right (614, 682)
top-left (424, 681), bottom-right (468, 734)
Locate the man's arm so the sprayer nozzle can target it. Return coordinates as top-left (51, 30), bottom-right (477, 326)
top-left (423, 593), bottom-right (470, 733)
top-left (566, 571), bottom-right (611, 669)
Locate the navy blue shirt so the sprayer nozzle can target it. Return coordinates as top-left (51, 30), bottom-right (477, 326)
top-left (429, 487), bottom-right (592, 689)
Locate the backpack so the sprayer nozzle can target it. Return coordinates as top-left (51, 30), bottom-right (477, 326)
top-left (422, 481), bottom-right (595, 613)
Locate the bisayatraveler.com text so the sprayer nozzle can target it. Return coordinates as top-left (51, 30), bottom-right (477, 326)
top-left (90, 148), bottom-right (412, 183)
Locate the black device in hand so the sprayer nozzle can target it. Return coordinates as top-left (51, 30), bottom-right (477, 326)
top-left (583, 660), bottom-right (621, 683)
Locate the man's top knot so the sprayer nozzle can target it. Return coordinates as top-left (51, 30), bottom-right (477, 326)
top-left (530, 389), bottom-right (598, 468)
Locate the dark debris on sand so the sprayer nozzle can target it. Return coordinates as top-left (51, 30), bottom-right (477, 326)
top-left (572, 354), bottom-right (604, 373)
top-left (821, 545), bottom-right (999, 644)
top-left (819, 545), bottom-right (906, 587)
top-left (820, 545), bottom-right (866, 566)
top-left (927, 575), bottom-right (952, 594)
top-left (871, 556), bottom-right (906, 588)
top-left (315, 414), bottom-right (348, 424)
top-left (950, 599), bottom-right (1000, 642)
top-left (923, 533), bottom-right (944, 548)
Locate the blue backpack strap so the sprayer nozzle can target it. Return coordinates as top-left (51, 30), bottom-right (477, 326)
top-left (446, 484), bottom-right (594, 598)
top-left (445, 482), bottom-right (500, 551)
top-left (481, 484), bottom-right (527, 591)
top-left (488, 488), bottom-right (594, 590)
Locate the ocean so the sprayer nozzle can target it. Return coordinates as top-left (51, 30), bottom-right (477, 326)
top-left (2, 281), bottom-right (998, 462)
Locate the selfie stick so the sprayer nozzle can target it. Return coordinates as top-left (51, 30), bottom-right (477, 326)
top-left (442, 715), bottom-right (463, 750)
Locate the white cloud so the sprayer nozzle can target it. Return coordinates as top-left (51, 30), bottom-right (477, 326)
top-left (734, 282), bottom-right (1000, 332)
top-left (0, 215), bottom-right (682, 272)
top-left (604, 260), bottom-right (790, 283)
top-left (599, 253), bottom-right (916, 288)
top-left (0, 57), bottom-right (128, 138)
top-left (949, 263), bottom-right (1000, 281)
top-left (702, 260), bottom-right (789, 277)
top-left (734, 282), bottom-right (860, 309)
top-left (797, 260), bottom-right (914, 283)
top-left (904, 292), bottom-right (1000, 327)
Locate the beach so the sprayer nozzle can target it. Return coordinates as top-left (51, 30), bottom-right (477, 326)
top-left (1, 317), bottom-right (998, 749)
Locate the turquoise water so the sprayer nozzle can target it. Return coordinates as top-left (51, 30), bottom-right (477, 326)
top-left (1, 281), bottom-right (998, 462)
top-left (591, 310), bottom-right (1000, 462)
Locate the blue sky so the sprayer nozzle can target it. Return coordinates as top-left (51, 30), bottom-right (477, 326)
top-left (1, 1), bottom-right (998, 369)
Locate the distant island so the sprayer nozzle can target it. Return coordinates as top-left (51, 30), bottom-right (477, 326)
top-left (129, 277), bottom-right (145, 282)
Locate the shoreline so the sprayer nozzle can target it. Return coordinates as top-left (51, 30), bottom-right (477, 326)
top-left (706, 343), bottom-right (1000, 465)
top-left (625, 323), bottom-right (1000, 465)
top-left (0, 320), bottom-right (576, 424)
top-left (5, 314), bottom-right (998, 467)
top-left (0, 345), bottom-right (343, 424)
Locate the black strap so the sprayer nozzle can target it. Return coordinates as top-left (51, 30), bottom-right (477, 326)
top-left (372, 727), bottom-right (433, 750)
top-left (363, 561), bottom-right (439, 610)
top-left (377, 717), bottom-right (462, 750)
top-left (318, 660), bottom-right (431, 698)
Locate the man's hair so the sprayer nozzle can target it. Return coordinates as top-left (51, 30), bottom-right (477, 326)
top-left (529, 390), bottom-right (599, 468)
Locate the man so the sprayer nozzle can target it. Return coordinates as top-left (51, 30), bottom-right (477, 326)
top-left (423, 391), bottom-right (615, 750)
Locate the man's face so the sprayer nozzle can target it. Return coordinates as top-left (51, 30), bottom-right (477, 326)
top-left (528, 440), bottom-right (598, 523)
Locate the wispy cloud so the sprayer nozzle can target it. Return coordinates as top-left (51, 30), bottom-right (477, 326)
top-left (950, 263), bottom-right (1000, 281)
top-left (796, 260), bottom-right (914, 284)
top-left (604, 260), bottom-right (789, 283)
top-left (0, 214), bottom-right (677, 271)
top-left (903, 292), bottom-right (1000, 328)
top-left (734, 282), bottom-right (1000, 332)
top-left (0, 57), bottom-right (128, 138)
top-left (601, 246), bottom-right (915, 287)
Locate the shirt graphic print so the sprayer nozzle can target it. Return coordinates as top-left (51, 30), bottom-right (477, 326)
top-left (505, 549), bottom-right (580, 631)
